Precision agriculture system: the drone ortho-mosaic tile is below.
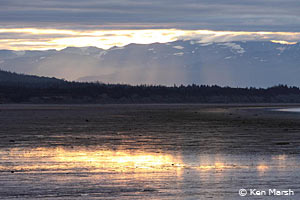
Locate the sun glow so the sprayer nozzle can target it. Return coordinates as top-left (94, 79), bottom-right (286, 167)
top-left (0, 28), bottom-right (299, 50)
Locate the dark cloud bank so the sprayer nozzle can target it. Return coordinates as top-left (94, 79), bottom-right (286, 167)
top-left (0, 0), bottom-right (300, 31)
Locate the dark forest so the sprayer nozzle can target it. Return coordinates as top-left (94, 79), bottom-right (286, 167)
top-left (1, 70), bottom-right (300, 103)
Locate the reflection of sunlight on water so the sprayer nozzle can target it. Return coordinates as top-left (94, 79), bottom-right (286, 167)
top-left (271, 154), bottom-right (296, 171)
top-left (195, 162), bottom-right (237, 171)
top-left (0, 147), bottom-right (184, 174)
top-left (1, 147), bottom-right (295, 177)
top-left (257, 164), bottom-right (269, 171)
top-left (276, 108), bottom-right (300, 113)
top-left (54, 148), bottom-right (183, 171)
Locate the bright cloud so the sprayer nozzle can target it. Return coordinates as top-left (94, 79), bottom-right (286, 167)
top-left (270, 40), bottom-right (298, 45)
top-left (0, 28), bottom-right (299, 50)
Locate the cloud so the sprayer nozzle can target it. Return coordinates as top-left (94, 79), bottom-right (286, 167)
top-left (0, 0), bottom-right (300, 31)
top-left (0, 28), bottom-right (300, 50)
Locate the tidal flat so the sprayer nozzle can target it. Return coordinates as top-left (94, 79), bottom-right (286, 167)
top-left (0, 104), bottom-right (300, 199)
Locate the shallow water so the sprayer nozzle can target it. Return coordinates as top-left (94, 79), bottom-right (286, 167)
top-left (276, 108), bottom-right (300, 113)
top-left (1, 146), bottom-right (299, 199)
top-left (0, 105), bottom-right (300, 199)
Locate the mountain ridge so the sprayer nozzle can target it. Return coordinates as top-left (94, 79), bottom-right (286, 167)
top-left (1, 40), bottom-right (300, 87)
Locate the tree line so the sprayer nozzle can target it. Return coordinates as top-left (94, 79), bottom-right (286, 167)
top-left (1, 69), bottom-right (300, 103)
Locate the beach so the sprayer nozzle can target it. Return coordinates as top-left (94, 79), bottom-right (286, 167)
top-left (0, 104), bottom-right (300, 199)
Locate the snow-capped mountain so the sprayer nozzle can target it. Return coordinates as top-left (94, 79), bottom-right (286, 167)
top-left (1, 40), bottom-right (300, 87)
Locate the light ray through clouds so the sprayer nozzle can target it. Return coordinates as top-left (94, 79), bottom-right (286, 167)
top-left (0, 28), bottom-right (300, 50)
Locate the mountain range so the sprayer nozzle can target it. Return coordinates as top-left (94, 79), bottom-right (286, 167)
top-left (1, 40), bottom-right (300, 87)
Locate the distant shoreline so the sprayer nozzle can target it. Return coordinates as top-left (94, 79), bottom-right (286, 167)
top-left (2, 69), bottom-right (300, 104)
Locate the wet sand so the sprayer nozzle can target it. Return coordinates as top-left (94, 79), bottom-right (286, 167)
top-left (0, 104), bottom-right (300, 199)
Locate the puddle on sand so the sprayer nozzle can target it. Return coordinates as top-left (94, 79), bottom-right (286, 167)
top-left (1, 146), bottom-right (300, 199)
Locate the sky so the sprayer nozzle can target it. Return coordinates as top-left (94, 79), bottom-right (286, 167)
top-left (1, 0), bottom-right (300, 50)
